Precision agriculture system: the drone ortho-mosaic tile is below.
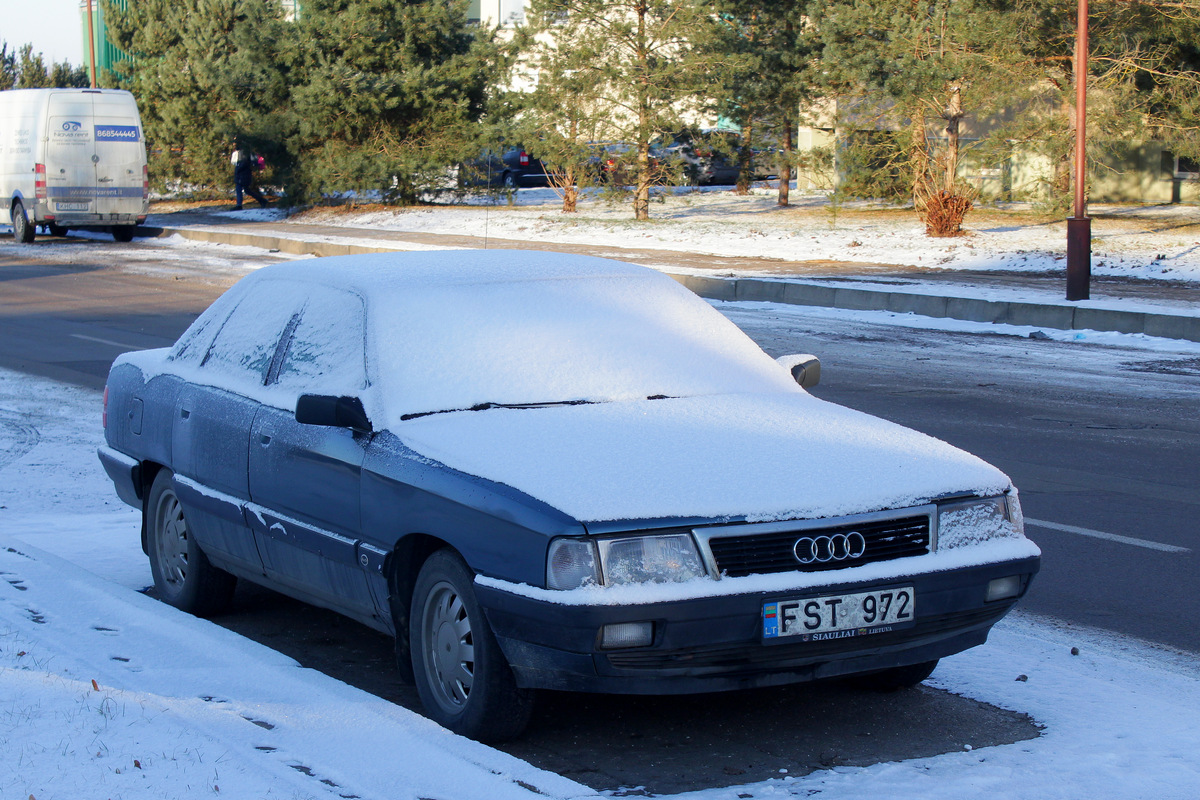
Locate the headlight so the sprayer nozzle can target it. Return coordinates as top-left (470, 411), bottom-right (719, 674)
top-left (546, 533), bottom-right (708, 589)
top-left (546, 539), bottom-right (599, 589)
top-left (937, 493), bottom-right (1024, 550)
top-left (597, 534), bottom-right (707, 585)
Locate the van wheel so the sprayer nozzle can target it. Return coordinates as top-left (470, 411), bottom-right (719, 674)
top-left (111, 226), bottom-right (135, 242)
top-left (11, 200), bottom-right (34, 243)
top-left (410, 549), bottom-right (534, 742)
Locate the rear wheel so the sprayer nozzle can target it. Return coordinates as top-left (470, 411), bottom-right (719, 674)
top-left (111, 225), bottom-right (135, 242)
top-left (850, 659), bottom-right (939, 691)
top-left (146, 470), bottom-right (236, 616)
top-left (410, 549), bottom-right (533, 742)
top-left (11, 200), bottom-right (34, 243)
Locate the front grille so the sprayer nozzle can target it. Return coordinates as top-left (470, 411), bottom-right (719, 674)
top-left (706, 514), bottom-right (930, 577)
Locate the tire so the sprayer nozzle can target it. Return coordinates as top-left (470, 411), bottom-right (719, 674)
top-left (146, 470), bottom-right (236, 616)
top-left (11, 200), bottom-right (34, 243)
top-left (111, 225), bottom-right (135, 242)
top-left (850, 659), bottom-right (939, 692)
top-left (410, 549), bottom-right (534, 742)
top-left (502, 171), bottom-right (517, 190)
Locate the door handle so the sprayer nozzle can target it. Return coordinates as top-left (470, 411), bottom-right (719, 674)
top-left (259, 433), bottom-right (272, 446)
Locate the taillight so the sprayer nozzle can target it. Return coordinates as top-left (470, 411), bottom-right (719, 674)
top-left (102, 385), bottom-right (109, 429)
top-left (143, 164), bottom-right (149, 200)
top-left (35, 163), bottom-right (47, 201)
top-left (519, 151), bottom-right (530, 167)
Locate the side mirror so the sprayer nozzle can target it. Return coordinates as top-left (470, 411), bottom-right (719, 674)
top-left (295, 394), bottom-right (373, 433)
top-left (776, 354), bottom-right (821, 389)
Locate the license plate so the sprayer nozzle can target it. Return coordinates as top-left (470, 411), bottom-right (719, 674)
top-left (56, 202), bottom-right (90, 211)
top-left (763, 587), bottom-right (915, 640)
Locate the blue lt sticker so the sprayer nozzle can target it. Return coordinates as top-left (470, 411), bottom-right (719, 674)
top-left (762, 602), bottom-right (780, 638)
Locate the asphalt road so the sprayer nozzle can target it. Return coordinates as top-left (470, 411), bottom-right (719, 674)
top-left (3, 236), bottom-right (1197, 792)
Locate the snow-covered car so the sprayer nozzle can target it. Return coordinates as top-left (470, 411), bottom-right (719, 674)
top-left (98, 251), bottom-right (1040, 742)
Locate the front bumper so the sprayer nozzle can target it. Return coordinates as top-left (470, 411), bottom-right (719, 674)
top-left (476, 554), bottom-right (1040, 694)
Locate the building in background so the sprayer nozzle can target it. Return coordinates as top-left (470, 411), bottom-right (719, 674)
top-left (79, 0), bottom-right (128, 86)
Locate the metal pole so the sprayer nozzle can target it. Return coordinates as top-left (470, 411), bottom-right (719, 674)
top-left (1066, 0), bottom-right (1091, 301)
top-left (86, 0), bottom-right (98, 88)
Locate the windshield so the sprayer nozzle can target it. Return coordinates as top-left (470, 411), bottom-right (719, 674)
top-left (367, 270), bottom-right (797, 427)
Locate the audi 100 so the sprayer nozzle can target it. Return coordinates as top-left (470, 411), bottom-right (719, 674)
top-left (97, 251), bottom-right (1041, 742)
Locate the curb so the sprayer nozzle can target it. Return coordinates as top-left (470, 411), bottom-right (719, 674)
top-left (672, 274), bottom-right (1200, 344)
top-left (154, 225), bottom-right (1200, 344)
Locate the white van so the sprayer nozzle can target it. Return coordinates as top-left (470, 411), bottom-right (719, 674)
top-left (1, 88), bottom-right (149, 243)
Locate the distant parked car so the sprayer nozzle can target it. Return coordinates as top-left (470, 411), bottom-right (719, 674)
top-left (99, 251), bottom-right (1040, 743)
top-left (665, 131), bottom-right (744, 186)
top-left (460, 147), bottom-right (549, 189)
top-left (587, 141), bottom-right (668, 185)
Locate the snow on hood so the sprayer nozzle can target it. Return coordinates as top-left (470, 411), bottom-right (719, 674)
top-left (395, 391), bottom-right (1012, 524)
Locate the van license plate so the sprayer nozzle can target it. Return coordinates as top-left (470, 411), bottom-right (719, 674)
top-left (56, 202), bottom-right (89, 211)
top-left (763, 587), bottom-right (915, 640)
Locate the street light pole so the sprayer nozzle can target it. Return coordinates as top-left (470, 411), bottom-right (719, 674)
top-left (1066, 0), bottom-right (1091, 300)
top-left (86, 0), bottom-right (98, 88)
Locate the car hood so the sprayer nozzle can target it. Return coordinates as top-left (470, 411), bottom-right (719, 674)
top-left (393, 392), bottom-right (1012, 524)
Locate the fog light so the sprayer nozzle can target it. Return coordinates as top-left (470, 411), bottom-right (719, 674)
top-left (600, 621), bottom-right (654, 650)
top-left (986, 575), bottom-right (1022, 602)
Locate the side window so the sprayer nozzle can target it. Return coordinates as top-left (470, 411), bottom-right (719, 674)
top-left (201, 281), bottom-right (307, 386)
top-left (169, 289), bottom-right (242, 363)
top-left (275, 289), bottom-right (367, 395)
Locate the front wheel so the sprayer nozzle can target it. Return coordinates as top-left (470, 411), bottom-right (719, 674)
top-left (146, 469), bottom-right (236, 616)
top-left (410, 549), bottom-right (533, 742)
top-left (11, 200), bottom-right (34, 243)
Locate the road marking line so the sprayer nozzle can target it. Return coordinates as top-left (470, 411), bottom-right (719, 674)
top-left (69, 334), bottom-right (143, 351)
top-left (1025, 518), bottom-right (1190, 553)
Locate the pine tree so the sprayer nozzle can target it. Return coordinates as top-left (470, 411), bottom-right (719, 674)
top-left (284, 0), bottom-right (506, 204)
top-left (1000, 0), bottom-right (1200, 208)
top-left (520, 0), bottom-right (726, 220)
top-left (704, 0), bottom-right (812, 205)
top-left (0, 42), bottom-right (90, 90)
top-left (809, 0), bottom-right (1024, 234)
top-left (0, 43), bottom-right (15, 90)
top-left (104, 0), bottom-right (293, 195)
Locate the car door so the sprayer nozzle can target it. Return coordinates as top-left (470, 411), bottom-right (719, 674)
top-left (247, 288), bottom-right (378, 621)
top-left (170, 281), bottom-right (304, 575)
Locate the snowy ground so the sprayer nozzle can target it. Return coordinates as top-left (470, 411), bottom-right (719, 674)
top-left (4, 198), bottom-right (1200, 798)
top-left (264, 186), bottom-right (1200, 284)
top-left (4, 309), bottom-right (1200, 799)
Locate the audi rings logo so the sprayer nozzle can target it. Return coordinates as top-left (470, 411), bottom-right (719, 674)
top-left (793, 532), bottom-right (867, 564)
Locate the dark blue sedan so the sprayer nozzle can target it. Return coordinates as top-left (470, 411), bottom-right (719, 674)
top-left (99, 250), bottom-right (1039, 741)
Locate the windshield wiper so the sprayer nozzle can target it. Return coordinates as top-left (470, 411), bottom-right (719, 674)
top-left (401, 394), bottom-right (676, 422)
top-left (401, 398), bottom-right (596, 421)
